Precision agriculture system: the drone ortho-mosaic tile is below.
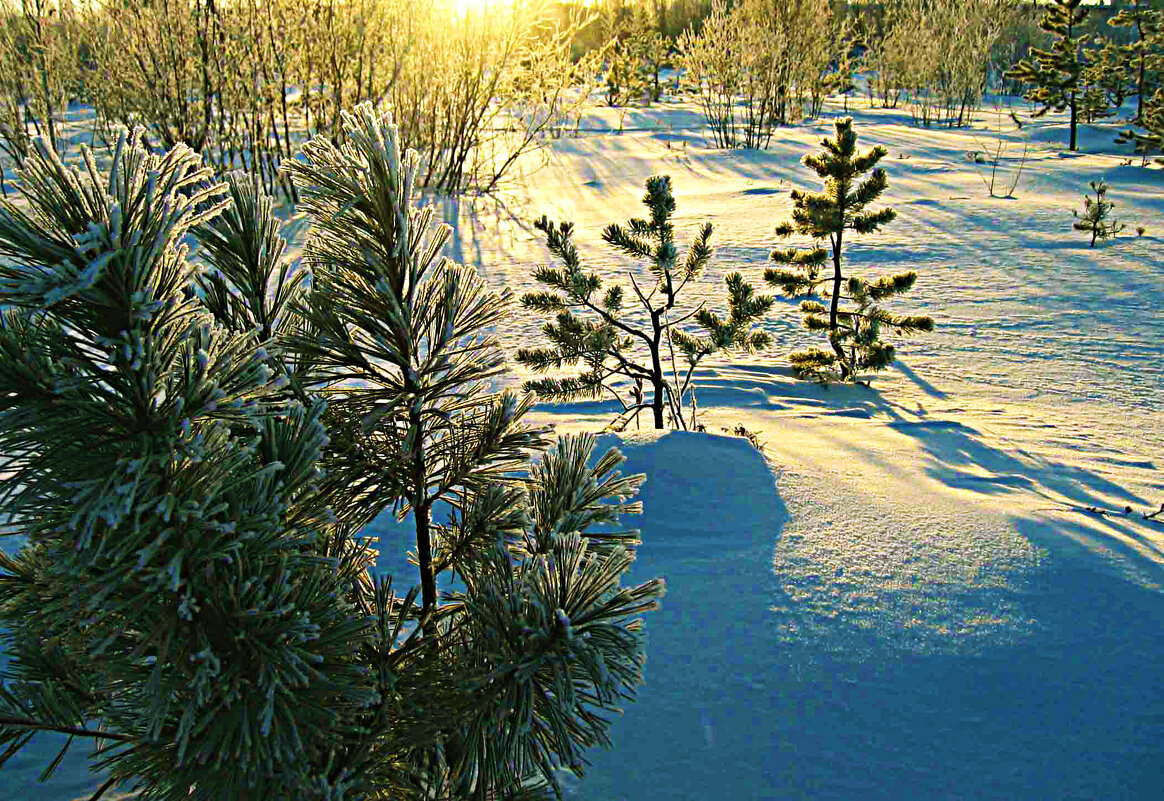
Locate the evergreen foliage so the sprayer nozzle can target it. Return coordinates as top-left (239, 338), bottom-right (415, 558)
top-left (1004, 0), bottom-right (1092, 152)
top-left (1082, 35), bottom-right (1130, 118)
top-left (1114, 5), bottom-right (1164, 163)
top-left (1072, 178), bottom-right (1125, 246)
top-left (1117, 87), bottom-right (1164, 162)
top-left (1107, 0), bottom-right (1164, 123)
top-left (279, 103), bottom-right (666, 798)
top-left (765, 117), bottom-right (933, 382)
top-left (280, 103), bottom-right (545, 625)
top-left (0, 104), bottom-right (665, 800)
top-left (602, 1), bottom-right (666, 114)
top-left (0, 127), bottom-right (375, 800)
top-left (517, 175), bottom-right (773, 431)
top-left (1078, 80), bottom-right (1114, 124)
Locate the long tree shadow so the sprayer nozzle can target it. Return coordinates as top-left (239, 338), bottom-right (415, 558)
top-left (573, 430), bottom-right (795, 800)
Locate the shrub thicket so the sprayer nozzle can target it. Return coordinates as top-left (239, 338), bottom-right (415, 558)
top-left (0, 0), bottom-right (601, 198)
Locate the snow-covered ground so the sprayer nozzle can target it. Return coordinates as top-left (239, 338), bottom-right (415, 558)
top-left (2, 91), bottom-right (1162, 799)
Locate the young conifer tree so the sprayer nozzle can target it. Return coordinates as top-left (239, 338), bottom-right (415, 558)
top-left (1073, 178), bottom-right (1125, 246)
top-left (1004, 0), bottom-right (1092, 152)
top-left (517, 175), bottom-right (773, 430)
top-left (280, 103), bottom-right (547, 627)
top-left (278, 103), bottom-right (666, 797)
top-left (765, 116), bottom-right (933, 381)
top-left (1078, 80), bottom-right (1113, 125)
top-left (1117, 87), bottom-right (1164, 163)
top-left (1115, 9), bottom-right (1164, 162)
top-left (1107, 0), bottom-right (1164, 123)
top-left (0, 107), bottom-right (666, 800)
top-left (1083, 33), bottom-right (1133, 117)
top-left (0, 129), bottom-right (385, 800)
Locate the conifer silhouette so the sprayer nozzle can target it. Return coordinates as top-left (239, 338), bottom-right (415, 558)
top-left (1073, 178), bottom-right (1125, 246)
top-left (518, 175), bottom-right (773, 430)
top-left (765, 117), bottom-right (933, 381)
top-left (1004, 0), bottom-right (1092, 152)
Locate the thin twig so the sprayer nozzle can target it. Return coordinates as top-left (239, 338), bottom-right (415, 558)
top-left (627, 272), bottom-right (652, 310)
top-left (88, 775), bottom-right (121, 801)
top-left (1006, 141), bottom-right (1031, 199)
top-left (0, 716), bottom-right (133, 742)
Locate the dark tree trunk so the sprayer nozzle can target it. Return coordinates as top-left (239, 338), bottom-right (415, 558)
top-left (650, 310), bottom-right (667, 428)
top-left (415, 500), bottom-right (437, 628)
top-left (651, 385), bottom-right (665, 428)
top-left (1135, 42), bottom-right (1145, 122)
top-left (650, 360), bottom-right (665, 429)
top-left (829, 233), bottom-right (849, 378)
top-left (1070, 91), bottom-right (1078, 151)
top-left (408, 399), bottom-right (437, 635)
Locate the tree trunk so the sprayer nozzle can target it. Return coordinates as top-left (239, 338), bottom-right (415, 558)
top-left (415, 500), bottom-right (437, 631)
top-left (1069, 90), bottom-right (1078, 151)
top-left (1135, 46), bottom-right (1145, 122)
top-left (409, 400), bottom-right (437, 634)
top-left (650, 385), bottom-right (664, 428)
top-left (649, 365), bottom-right (665, 429)
top-left (829, 233), bottom-right (849, 378)
top-left (650, 311), bottom-right (667, 428)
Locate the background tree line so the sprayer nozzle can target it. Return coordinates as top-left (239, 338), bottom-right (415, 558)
top-left (0, 0), bottom-right (1160, 201)
top-left (572, 0), bottom-right (1162, 154)
top-left (0, 0), bottom-right (602, 198)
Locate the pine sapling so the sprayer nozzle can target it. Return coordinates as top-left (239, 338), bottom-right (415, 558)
top-left (280, 104), bottom-right (665, 798)
top-left (0, 105), bottom-right (667, 801)
top-left (518, 175), bottom-right (773, 430)
top-left (1073, 179), bottom-right (1125, 246)
top-left (282, 103), bottom-right (549, 631)
top-left (765, 116), bottom-right (934, 381)
top-left (0, 128), bottom-right (380, 800)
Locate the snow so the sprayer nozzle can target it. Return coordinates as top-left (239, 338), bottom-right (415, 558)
top-left (2, 90), bottom-right (1163, 799)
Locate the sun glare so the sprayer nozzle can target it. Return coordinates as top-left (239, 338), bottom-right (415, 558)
top-left (446, 0), bottom-right (509, 18)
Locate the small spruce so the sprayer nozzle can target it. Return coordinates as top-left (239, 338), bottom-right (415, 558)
top-left (765, 117), bottom-right (934, 382)
top-left (1072, 179), bottom-right (1125, 246)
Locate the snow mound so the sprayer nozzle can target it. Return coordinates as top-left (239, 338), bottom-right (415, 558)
top-left (568, 429), bottom-right (1164, 801)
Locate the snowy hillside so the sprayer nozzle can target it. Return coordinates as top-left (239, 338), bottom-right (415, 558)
top-left (2, 92), bottom-right (1162, 799)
